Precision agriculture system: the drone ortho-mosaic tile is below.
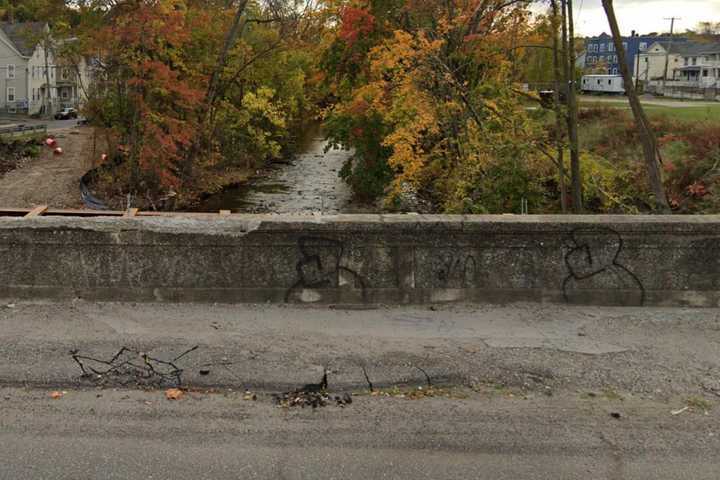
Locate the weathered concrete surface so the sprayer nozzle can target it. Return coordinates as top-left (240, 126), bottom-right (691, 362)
top-left (3, 215), bottom-right (720, 306)
top-left (1, 301), bottom-right (719, 398)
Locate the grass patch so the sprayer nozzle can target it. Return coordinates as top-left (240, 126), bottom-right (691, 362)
top-left (578, 99), bottom-right (720, 123)
top-left (686, 396), bottom-right (713, 411)
top-left (644, 105), bottom-right (720, 122)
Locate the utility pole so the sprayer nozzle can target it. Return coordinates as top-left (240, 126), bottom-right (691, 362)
top-left (561, 0), bottom-right (582, 212)
top-left (661, 17), bottom-right (680, 93)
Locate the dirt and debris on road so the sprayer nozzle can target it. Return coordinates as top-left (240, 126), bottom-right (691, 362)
top-left (0, 127), bottom-right (95, 209)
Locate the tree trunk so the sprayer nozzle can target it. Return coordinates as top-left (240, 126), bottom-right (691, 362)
top-left (561, 0), bottom-right (582, 212)
top-left (601, 0), bottom-right (671, 213)
top-left (551, 0), bottom-right (568, 213)
top-left (204, 0), bottom-right (250, 116)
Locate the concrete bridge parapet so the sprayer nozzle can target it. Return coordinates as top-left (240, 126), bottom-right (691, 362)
top-left (2, 214), bottom-right (720, 307)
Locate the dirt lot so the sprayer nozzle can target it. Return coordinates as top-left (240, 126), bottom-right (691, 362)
top-left (0, 127), bottom-right (95, 209)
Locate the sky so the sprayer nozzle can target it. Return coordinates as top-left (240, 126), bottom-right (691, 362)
top-left (532, 0), bottom-right (720, 37)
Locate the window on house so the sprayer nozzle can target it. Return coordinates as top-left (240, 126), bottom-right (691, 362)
top-left (7, 64), bottom-right (15, 79)
top-left (61, 89), bottom-right (69, 99)
top-left (7, 87), bottom-right (15, 103)
top-left (703, 70), bottom-right (709, 77)
top-left (645, 57), bottom-right (649, 63)
top-left (609, 43), bottom-right (614, 52)
top-left (600, 44), bottom-right (606, 52)
top-left (612, 68), bottom-right (618, 74)
top-left (622, 42), bottom-right (628, 50)
top-left (639, 42), bottom-right (647, 51)
top-left (692, 57), bottom-right (697, 65)
top-left (597, 79), bottom-right (602, 85)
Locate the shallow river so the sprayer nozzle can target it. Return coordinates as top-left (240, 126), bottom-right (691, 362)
top-left (199, 126), bottom-right (357, 214)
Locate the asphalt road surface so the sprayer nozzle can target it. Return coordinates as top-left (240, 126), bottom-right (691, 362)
top-left (1, 386), bottom-right (718, 479)
top-left (0, 301), bottom-right (718, 479)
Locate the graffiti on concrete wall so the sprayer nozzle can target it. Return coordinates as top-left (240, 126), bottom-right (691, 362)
top-left (563, 227), bottom-right (645, 305)
top-left (434, 252), bottom-right (477, 288)
top-left (285, 236), bottom-right (367, 303)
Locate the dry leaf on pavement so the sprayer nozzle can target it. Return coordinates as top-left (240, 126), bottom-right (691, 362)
top-left (165, 388), bottom-right (184, 400)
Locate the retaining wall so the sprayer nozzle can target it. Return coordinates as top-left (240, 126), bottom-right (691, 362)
top-left (2, 215), bottom-right (720, 307)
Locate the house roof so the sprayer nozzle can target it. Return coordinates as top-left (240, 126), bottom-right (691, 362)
top-left (647, 41), bottom-right (720, 56)
top-left (0, 22), bottom-right (46, 57)
top-left (677, 42), bottom-right (720, 55)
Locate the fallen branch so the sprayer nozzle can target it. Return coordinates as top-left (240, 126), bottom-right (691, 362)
top-left (70, 345), bottom-right (199, 387)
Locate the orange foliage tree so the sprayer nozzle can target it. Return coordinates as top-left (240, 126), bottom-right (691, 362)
top-left (86, 0), bottom-right (207, 196)
top-left (323, 0), bottom-right (556, 212)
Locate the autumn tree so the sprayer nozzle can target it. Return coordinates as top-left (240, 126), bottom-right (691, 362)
top-left (70, 0), bottom-right (324, 207)
top-left (83, 0), bottom-right (206, 198)
top-left (323, 0), bottom-right (559, 213)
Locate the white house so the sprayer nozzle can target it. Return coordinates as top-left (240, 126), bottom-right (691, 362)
top-left (634, 41), bottom-right (684, 82)
top-left (0, 22), bottom-right (91, 116)
top-left (672, 42), bottom-right (720, 88)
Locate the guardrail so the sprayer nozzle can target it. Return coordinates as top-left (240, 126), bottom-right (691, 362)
top-left (0, 124), bottom-right (48, 138)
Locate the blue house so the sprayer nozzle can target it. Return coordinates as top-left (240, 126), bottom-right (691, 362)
top-left (584, 32), bottom-right (687, 75)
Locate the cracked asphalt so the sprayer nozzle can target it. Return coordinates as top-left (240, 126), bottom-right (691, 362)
top-left (1, 301), bottom-right (719, 478)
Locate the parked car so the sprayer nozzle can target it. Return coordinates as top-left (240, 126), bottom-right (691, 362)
top-left (54, 108), bottom-right (78, 120)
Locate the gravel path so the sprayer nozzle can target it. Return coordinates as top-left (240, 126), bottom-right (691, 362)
top-left (0, 127), bottom-right (92, 209)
